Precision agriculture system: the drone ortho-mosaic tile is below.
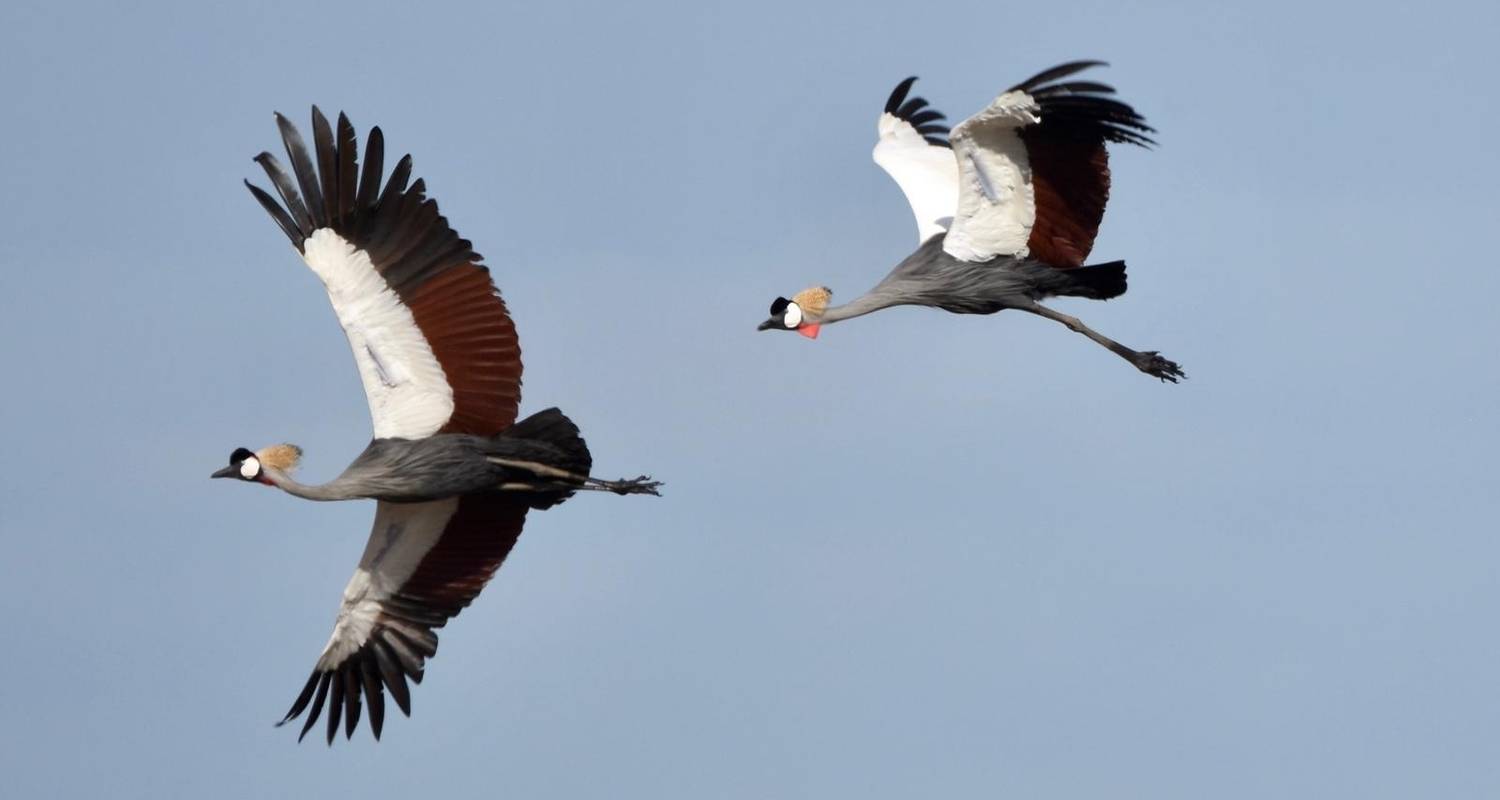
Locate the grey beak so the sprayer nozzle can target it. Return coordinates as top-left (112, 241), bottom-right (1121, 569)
top-left (757, 318), bottom-right (778, 331)
top-left (211, 465), bottom-right (238, 479)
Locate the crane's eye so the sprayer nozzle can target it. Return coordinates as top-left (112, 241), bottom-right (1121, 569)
top-left (239, 455), bottom-right (262, 480)
top-left (782, 302), bottom-right (803, 328)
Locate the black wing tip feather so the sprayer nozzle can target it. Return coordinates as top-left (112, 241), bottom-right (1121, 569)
top-left (277, 623), bottom-right (435, 745)
top-left (1010, 60), bottom-right (1111, 93)
top-left (248, 108), bottom-right (437, 251)
top-left (1016, 60), bottom-right (1158, 148)
top-left (884, 76), bottom-right (920, 113)
top-left (883, 75), bottom-right (951, 147)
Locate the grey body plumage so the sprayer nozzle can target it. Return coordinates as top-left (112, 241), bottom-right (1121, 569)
top-left (217, 408), bottom-right (657, 505)
top-left (822, 234), bottom-right (1122, 321)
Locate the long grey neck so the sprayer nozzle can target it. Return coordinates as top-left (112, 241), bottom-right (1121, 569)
top-left (818, 291), bottom-right (901, 324)
top-left (263, 468), bottom-right (363, 501)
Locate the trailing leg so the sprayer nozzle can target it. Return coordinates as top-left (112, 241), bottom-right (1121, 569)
top-left (489, 457), bottom-right (663, 496)
top-left (1020, 302), bottom-right (1185, 383)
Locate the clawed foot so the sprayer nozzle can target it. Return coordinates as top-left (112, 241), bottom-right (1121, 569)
top-left (589, 475), bottom-right (664, 496)
top-left (1135, 352), bottom-right (1186, 383)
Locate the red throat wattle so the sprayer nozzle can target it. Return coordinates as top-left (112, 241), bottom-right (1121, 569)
top-left (797, 324), bottom-right (821, 340)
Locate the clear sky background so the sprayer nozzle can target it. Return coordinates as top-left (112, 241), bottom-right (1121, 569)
top-left (2, 0), bottom-right (1497, 796)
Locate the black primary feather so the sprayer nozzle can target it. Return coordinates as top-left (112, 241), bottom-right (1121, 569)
top-left (1008, 60), bottom-right (1109, 93)
top-left (373, 639), bottom-right (412, 716)
top-left (253, 152), bottom-right (312, 240)
top-left (883, 76), bottom-right (951, 147)
top-left (360, 659), bottom-right (386, 741)
top-left (244, 182), bottom-right (303, 247)
top-left (355, 126), bottom-right (384, 212)
top-left (334, 113), bottom-right (358, 228)
top-left (296, 673), bottom-right (331, 743)
top-left (884, 76), bottom-right (918, 114)
top-left (275, 113), bottom-right (326, 230)
top-left (278, 672), bottom-right (319, 726)
top-left (325, 670), bottom-right (344, 746)
top-left (342, 663), bottom-right (362, 740)
top-left (311, 107), bottom-right (339, 232)
top-left (906, 109), bottom-right (946, 127)
top-left (1013, 62), bottom-right (1157, 148)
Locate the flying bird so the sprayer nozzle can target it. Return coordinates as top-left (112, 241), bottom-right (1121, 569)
top-left (222, 108), bottom-right (661, 744)
top-left (758, 61), bottom-right (1185, 382)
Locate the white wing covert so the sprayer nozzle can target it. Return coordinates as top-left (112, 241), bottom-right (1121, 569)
top-left (942, 91), bottom-right (1041, 263)
top-left (871, 77), bottom-right (960, 245)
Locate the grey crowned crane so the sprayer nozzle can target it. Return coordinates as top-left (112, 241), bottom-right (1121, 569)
top-left (758, 61), bottom-right (1185, 382)
top-left (219, 109), bottom-right (661, 744)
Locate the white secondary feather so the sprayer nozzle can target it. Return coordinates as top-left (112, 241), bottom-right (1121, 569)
top-left (301, 229), bottom-right (455, 439)
top-left (943, 90), bottom-right (1040, 263)
top-left (315, 498), bottom-right (460, 669)
top-left (872, 112), bottom-right (960, 244)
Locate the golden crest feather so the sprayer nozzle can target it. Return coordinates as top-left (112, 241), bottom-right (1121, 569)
top-left (792, 286), bottom-right (832, 317)
top-left (256, 444), bottom-right (303, 472)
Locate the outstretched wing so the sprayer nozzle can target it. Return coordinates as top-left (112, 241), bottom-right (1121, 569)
top-left (245, 109), bottom-right (522, 439)
top-left (872, 77), bottom-right (960, 244)
top-left (942, 61), bottom-right (1154, 265)
top-left (278, 495), bottom-right (530, 743)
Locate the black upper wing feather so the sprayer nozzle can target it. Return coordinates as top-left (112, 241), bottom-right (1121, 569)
top-left (1015, 63), bottom-right (1157, 148)
top-left (325, 669), bottom-right (344, 746)
top-left (356, 126), bottom-right (385, 213)
top-left (896, 96), bottom-right (930, 119)
top-left (245, 181), bottom-right (304, 248)
top-left (311, 107), bottom-right (339, 232)
top-left (275, 112), bottom-right (327, 230)
top-left (360, 657), bottom-right (386, 740)
top-left (381, 194), bottom-right (441, 268)
top-left (372, 638), bottom-right (413, 717)
top-left (1009, 60), bottom-right (1109, 93)
top-left (366, 155), bottom-right (413, 244)
top-left (342, 663), bottom-right (362, 740)
top-left (885, 76), bottom-right (918, 114)
top-left (906, 109), bottom-right (947, 126)
top-left (370, 181), bottom-right (430, 262)
top-left (378, 154), bottom-right (413, 210)
top-left (1042, 95), bottom-right (1150, 121)
top-left (379, 626), bottom-right (427, 676)
top-left (277, 671), bottom-right (320, 726)
top-left (883, 76), bottom-right (952, 148)
top-left (297, 672), bottom-right (331, 743)
top-left (252, 152), bottom-right (313, 237)
top-left (1032, 80), bottom-right (1117, 96)
top-left (335, 113), bottom-right (358, 229)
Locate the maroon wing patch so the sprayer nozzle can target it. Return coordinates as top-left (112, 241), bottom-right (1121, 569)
top-left (1004, 62), bottom-right (1155, 269)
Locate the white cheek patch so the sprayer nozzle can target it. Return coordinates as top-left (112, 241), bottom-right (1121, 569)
top-left (239, 456), bottom-right (261, 480)
top-left (783, 302), bottom-right (803, 328)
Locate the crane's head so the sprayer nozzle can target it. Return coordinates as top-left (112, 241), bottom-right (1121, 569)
top-left (757, 286), bottom-right (831, 339)
top-left (211, 444), bottom-right (302, 485)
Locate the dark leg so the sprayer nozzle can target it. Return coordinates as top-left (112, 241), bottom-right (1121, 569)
top-left (490, 458), bottom-right (663, 496)
top-left (1019, 303), bottom-right (1186, 383)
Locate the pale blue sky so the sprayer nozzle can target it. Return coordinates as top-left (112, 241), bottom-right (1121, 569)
top-left (2, 0), bottom-right (1498, 796)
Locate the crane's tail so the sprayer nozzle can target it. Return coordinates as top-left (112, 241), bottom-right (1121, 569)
top-left (503, 408), bottom-right (594, 509)
top-left (1057, 260), bottom-right (1128, 300)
